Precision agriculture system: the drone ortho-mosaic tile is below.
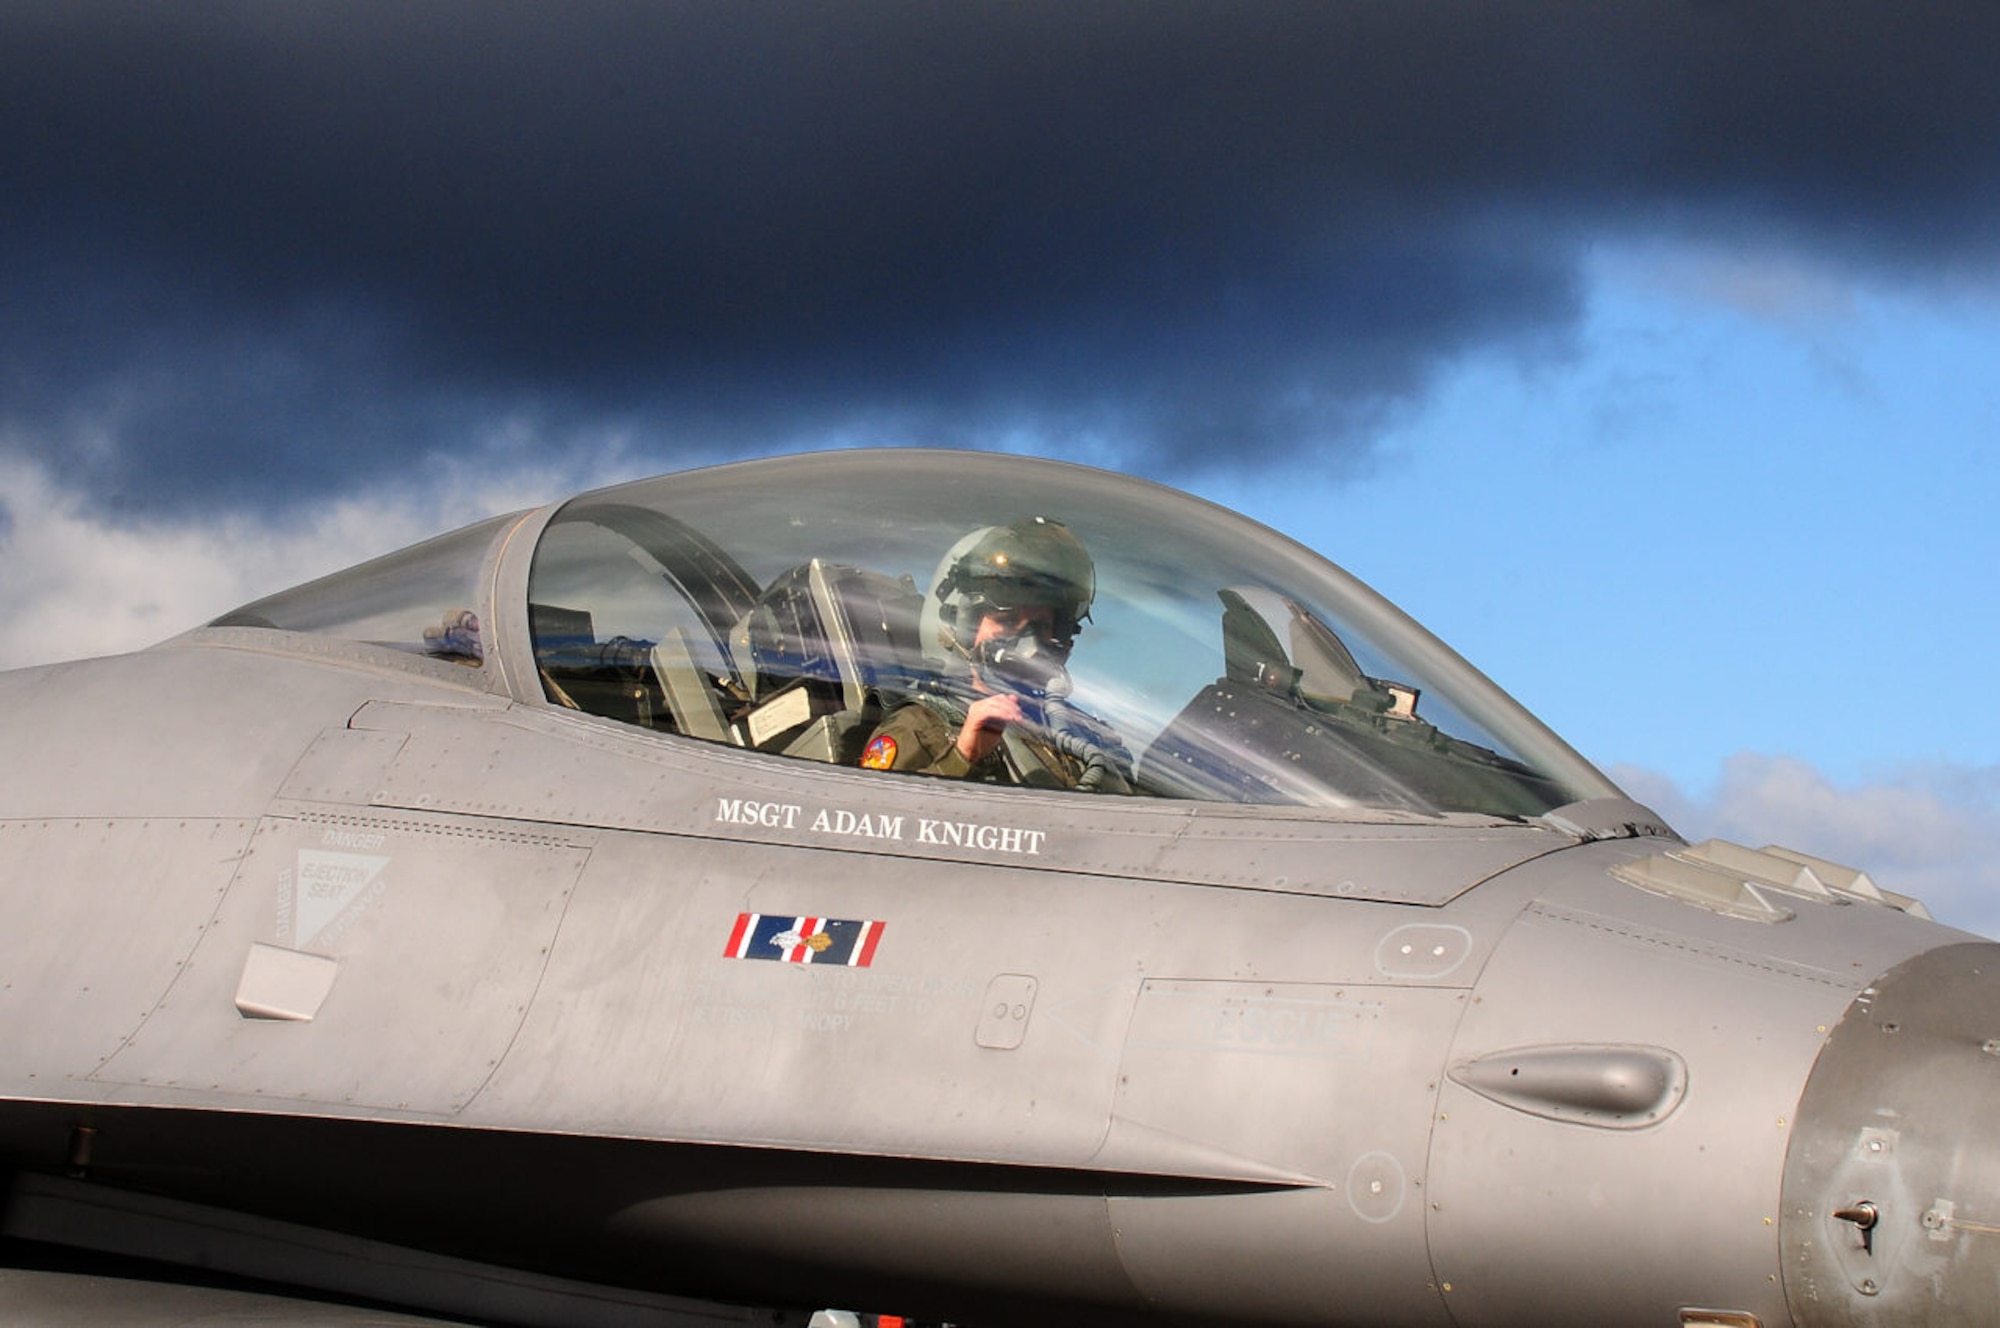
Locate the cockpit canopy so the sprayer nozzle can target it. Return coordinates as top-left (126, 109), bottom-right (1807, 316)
top-left (212, 451), bottom-right (1620, 819)
top-left (525, 452), bottom-right (1616, 816)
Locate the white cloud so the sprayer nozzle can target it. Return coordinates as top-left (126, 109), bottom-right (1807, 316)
top-left (0, 450), bottom-right (634, 671)
top-left (1612, 754), bottom-right (2000, 939)
top-left (1591, 237), bottom-right (1862, 327)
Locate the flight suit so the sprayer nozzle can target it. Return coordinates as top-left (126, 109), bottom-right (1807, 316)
top-left (860, 694), bottom-right (1001, 780)
top-left (859, 693), bottom-right (1132, 793)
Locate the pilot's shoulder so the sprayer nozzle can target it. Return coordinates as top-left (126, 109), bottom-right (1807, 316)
top-left (864, 697), bottom-right (963, 773)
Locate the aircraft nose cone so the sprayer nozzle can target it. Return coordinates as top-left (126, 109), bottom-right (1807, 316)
top-left (1782, 941), bottom-right (2000, 1326)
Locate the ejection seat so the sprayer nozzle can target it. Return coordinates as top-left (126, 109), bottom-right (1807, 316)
top-left (531, 504), bottom-right (763, 736)
top-left (724, 559), bottom-right (927, 765)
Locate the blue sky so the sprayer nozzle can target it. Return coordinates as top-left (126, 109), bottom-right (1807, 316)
top-left (3, 4), bottom-right (1998, 931)
top-left (1222, 242), bottom-right (2000, 795)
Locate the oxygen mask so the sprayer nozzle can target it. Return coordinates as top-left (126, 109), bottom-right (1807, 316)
top-left (970, 630), bottom-right (1072, 699)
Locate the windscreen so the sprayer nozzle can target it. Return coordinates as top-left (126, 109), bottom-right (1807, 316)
top-left (526, 452), bottom-right (1618, 818)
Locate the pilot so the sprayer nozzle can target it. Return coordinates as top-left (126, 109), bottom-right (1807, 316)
top-left (858, 517), bottom-right (1132, 793)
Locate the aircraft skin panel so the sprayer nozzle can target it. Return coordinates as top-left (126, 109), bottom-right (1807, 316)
top-left (1426, 862), bottom-right (1978, 1328)
top-left (467, 815), bottom-right (1559, 1172)
top-left (0, 644), bottom-right (486, 822)
top-left (276, 728), bottom-right (416, 806)
top-left (10, 816), bottom-right (1954, 1326)
top-left (1108, 979), bottom-right (1463, 1182)
top-left (352, 697), bottom-right (1567, 905)
top-left (1108, 1188), bottom-right (1458, 1328)
top-left (0, 817), bottom-right (252, 1090)
top-left (90, 807), bottom-right (586, 1114)
top-left (477, 832), bottom-right (1140, 1160)
top-left (1098, 982), bottom-right (1463, 1325)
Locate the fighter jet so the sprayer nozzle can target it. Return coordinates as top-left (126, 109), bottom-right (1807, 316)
top-left (0, 449), bottom-right (1991, 1327)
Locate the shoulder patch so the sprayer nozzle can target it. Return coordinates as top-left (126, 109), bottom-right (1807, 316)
top-left (860, 733), bottom-right (899, 769)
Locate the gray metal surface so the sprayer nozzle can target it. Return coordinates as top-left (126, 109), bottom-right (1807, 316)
top-left (1781, 942), bottom-right (2000, 1325)
top-left (1, 452), bottom-right (1993, 1327)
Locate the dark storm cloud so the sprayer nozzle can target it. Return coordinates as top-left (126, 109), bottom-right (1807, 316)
top-left (4, 1), bottom-right (1999, 511)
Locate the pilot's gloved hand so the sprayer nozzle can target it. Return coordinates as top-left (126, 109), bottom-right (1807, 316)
top-left (956, 693), bottom-right (1029, 765)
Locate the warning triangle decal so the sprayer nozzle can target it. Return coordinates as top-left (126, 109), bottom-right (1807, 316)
top-left (294, 849), bottom-right (390, 948)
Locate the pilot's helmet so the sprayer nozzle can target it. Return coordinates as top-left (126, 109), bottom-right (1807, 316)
top-left (932, 516), bottom-right (1094, 658)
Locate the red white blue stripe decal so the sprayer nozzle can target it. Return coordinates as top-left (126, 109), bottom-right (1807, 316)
top-left (724, 913), bottom-right (886, 966)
